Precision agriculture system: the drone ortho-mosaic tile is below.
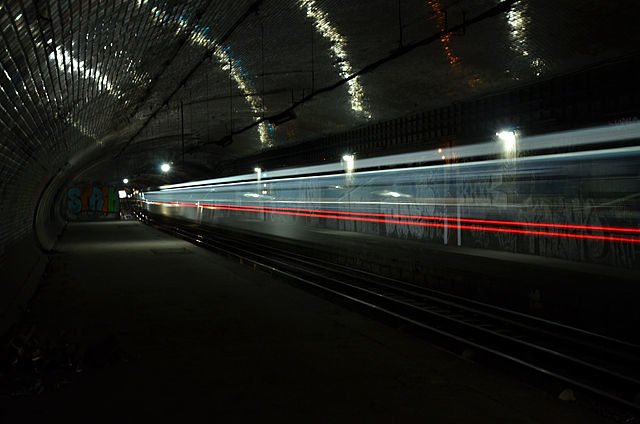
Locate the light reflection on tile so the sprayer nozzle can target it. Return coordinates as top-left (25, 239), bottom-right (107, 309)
top-left (297, 0), bottom-right (371, 119)
top-left (504, 0), bottom-right (546, 77)
top-left (48, 45), bottom-right (122, 138)
top-left (427, 0), bottom-right (461, 68)
top-left (48, 46), bottom-right (117, 94)
top-left (153, 7), bottom-right (274, 146)
top-left (426, 1), bottom-right (483, 88)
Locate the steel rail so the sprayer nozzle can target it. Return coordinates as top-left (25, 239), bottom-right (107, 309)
top-left (135, 210), bottom-right (640, 414)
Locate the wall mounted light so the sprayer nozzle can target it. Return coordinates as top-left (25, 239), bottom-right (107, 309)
top-left (497, 130), bottom-right (517, 155)
top-left (342, 154), bottom-right (355, 173)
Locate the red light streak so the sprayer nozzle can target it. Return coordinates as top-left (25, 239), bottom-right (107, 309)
top-left (191, 202), bottom-right (640, 234)
top-left (149, 201), bottom-right (640, 244)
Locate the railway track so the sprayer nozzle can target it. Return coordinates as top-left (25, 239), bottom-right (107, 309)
top-left (135, 210), bottom-right (640, 418)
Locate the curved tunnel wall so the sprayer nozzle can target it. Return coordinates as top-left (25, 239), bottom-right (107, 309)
top-left (0, 140), bottom-right (100, 334)
top-left (0, 162), bottom-right (58, 334)
top-left (1, 0), bottom-right (639, 338)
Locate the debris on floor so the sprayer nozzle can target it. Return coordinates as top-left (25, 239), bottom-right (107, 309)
top-left (0, 319), bottom-right (123, 397)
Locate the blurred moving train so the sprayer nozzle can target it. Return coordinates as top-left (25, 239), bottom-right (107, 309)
top-left (142, 123), bottom-right (640, 270)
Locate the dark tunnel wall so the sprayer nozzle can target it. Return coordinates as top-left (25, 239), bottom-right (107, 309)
top-left (0, 133), bottom-right (102, 333)
top-left (0, 155), bottom-right (58, 334)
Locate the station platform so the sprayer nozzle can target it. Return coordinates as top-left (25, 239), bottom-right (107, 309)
top-left (0, 221), bottom-right (613, 422)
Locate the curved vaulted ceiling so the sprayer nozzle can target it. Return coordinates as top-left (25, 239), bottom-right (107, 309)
top-left (0, 0), bottom-right (639, 254)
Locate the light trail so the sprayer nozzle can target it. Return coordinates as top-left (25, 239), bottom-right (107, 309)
top-left (156, 122), bottom-right (640, 191)
top-left (147, 201), bottom-right (640, 244)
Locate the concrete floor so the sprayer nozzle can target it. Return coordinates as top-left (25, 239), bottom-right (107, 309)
top-left (0, 221), bottom-right (613, 422)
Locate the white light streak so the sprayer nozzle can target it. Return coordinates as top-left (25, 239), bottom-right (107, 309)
top-left (156, 122), bottom-right (640, 190)
top-left (378, 191), bottom-right (411, 198)
top-left (150, 144), bottom-right (640, 207)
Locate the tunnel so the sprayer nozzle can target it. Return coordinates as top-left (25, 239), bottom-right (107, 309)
top-left (1, 0), bottom-right (640, 420)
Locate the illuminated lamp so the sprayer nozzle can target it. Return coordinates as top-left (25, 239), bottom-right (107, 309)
top-left (342, 154), bottom-right (355, 172)
top-left (497, 130), bottom-right (517, 154)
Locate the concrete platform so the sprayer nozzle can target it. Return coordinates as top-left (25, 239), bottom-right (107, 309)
top-left (0, 221), bottom-right (613, 422)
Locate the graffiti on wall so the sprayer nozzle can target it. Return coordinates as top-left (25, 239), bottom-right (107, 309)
top-left (67, 186), bottom-right (120, 218)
